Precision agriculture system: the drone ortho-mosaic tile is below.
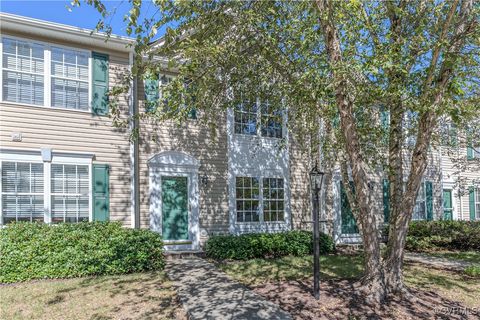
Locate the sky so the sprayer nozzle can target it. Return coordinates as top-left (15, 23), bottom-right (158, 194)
top-left (0, 0), bottom-right (164, 38)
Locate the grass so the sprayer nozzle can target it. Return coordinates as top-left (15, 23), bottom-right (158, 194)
top-left (421, 250), bottom-right (480, 264)
top-left (218, 254), bottom-right (480, 308)
top-left (0, 272), bottom-right (182, 320)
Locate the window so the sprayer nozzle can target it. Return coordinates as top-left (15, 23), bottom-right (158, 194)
top-left (1, 161), bottom-right (44, 223)
top-left (1, 36), bottom-right (92, 111)
top-left (2, 37), bottom-right (44, 105)
top-left (235, 177), bottom-right (260, 222)
top-left (476, 188), bottom-right (480, 220)
top-left (235, 176), bottom-right (285, 223)
top-left (51, 164), bottom-right (89, 223)
top-left (412, 183), bottom-right (426, 220)
top-left (263, 178), bottom-right (284, 222)
top-left (260, 102), bottom-right (282, 138)
top-left (234, 101), bottom-right (258, 135)
top-left (234, 99), bottom-right (284, 138)
top-left (51, 47), bottom-right (89, 110)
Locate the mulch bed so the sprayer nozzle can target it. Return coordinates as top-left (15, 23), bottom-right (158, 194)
top-left (252, 279), bottom-right (475, 320)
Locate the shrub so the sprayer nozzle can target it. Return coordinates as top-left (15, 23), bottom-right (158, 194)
top-left (406, 220), bottom-right (480, 252)
top-left (205, 230), bottom-right (335, 260)
top-left (464, 266), bottom-right (480, 278)
top-left (0, 222), bottom-right (165, 283)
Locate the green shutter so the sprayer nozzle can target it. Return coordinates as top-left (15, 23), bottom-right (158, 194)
top-left (469, 187), bottom-right (476, 221)
top-left (93, 164), bottom-right (110, 221)
top-left (383, 179), bottom-right (390, 223)
top-left (467, 147), bottom-right (474, 160)
top-left (144, 76), bottom-right (159, 112)
top-left (425, 181), bottom-right (433, 221)
top-left (187, 108), bottom-right (197, 119)
top-left (92, 52), bottom-right (109, 115)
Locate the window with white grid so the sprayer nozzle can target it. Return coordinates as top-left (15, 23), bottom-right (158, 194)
top-left (260, 102), bottom-right (283, 138)
top-left (51, 47), bottom-right (89, 110)
top-left (263, 178), bottom-right (285, 222)
top-left (2, 37), bottom-right (44, 105)
top-left (51, 164), bottom-right (89, 223)
top-left (234, 101), bottom-right (258, 135)
top-left (476, 188), bottom-right (480, 220)
top-left (235, 177), bottom-right (260, 222)
top-left (412, 182), bottom-right (426, 220)
top-left (1, 161), bottom-right (44, 223)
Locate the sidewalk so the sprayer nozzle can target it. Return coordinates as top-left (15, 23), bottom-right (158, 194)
top-left (165, 257), bottom-right (292, 320)
top-left (404, 252), bottom-right (474, 271)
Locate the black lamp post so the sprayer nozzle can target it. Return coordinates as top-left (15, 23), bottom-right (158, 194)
top-left (309, 164), bottom-right (325, 300)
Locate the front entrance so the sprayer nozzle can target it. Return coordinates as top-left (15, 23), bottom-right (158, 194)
top-left (443, 189), bottom-right (453, 220)
top-left (149, 151), bottom-right (200, 251)
top-left (162, 176), bottom-right (189, 240)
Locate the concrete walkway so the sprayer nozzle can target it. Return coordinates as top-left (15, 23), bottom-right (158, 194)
top-left (405, 252), bottom-right (474, 271)
top-left (165, 257), bottom-right (291, 320)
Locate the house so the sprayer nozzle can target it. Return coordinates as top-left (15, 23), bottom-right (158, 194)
top-left (0, 14), bottom-right (477, 251)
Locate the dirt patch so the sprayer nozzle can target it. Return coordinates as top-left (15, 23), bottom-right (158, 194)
top-left (253, 279), bottom-right (477, 320)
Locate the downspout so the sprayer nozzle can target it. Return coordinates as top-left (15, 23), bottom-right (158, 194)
top-left (129, 51), bottom-right (140, 228)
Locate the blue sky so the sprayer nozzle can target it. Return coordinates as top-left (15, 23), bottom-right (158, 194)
top-left (1, 0), bottom-right (163, 38)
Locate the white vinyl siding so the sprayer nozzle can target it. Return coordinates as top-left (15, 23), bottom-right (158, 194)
top-left (2, 38), bottom-right (44, 105)
top-left (51, 47), bottom-right (89, 110)
top-left (1, 36), bottom-right (90, 111)
top-left (1, 161), bottom-right (44, 223)
top-left (51, 164), bottom-right (89, 223)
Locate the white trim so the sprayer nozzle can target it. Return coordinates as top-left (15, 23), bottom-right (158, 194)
top-left (148, 151), bottom-right (200, 251)
top-left (128, 51), bottom-right (136, 229)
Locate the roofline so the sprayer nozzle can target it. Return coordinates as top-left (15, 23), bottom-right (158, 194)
top-left (0, 12), bottom-right (136, 52)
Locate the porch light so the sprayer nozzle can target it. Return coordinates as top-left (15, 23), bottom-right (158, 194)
top-left (201, 173), bottom-right (209, 187)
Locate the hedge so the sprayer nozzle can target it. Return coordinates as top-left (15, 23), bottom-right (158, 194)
top-left (0, 222), bottom-right (165, 283)
top-left (406, 220), bottom-right (480, 252)
top-left (205, 230), bottom-right (335, 260)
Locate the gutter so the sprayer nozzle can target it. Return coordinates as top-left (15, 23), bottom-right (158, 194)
top-left (129, 52), bottom-right (140, 228)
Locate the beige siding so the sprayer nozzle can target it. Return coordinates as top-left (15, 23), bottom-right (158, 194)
top-left (136, 79), bottom-right (229, 240)
top-left (0, 31), bottom-right (132, 225)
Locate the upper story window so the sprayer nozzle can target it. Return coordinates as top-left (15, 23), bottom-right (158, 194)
top-left (234, 99), bottom-right (283, 138)
top-left (2, 38), bottom-right (45, 106)
top-left (1, 36), bottom-right (110, 114)
top-left (51, 47), bottom-right (89, 110)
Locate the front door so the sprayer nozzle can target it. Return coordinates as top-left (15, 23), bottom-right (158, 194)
top-left (443, 189), bottom-right (453, 221)
top-left (162, 176), bottom-right (189, 241)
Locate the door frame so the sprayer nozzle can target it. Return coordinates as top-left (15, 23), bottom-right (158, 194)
top-left (148, 151), bottom-right (200, 251)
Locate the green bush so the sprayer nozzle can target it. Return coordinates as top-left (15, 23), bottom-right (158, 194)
top-left (0, 222), bottom-right (165, 283)
top-left (406, 221), bottom-right (480, 252)
top-left (205, 230), bottom-right (335, 260)
top-left (464, 266), bottom-right (480, 278)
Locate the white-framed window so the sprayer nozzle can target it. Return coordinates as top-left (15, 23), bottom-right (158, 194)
top-left (263, 178), bottom-right (285, 222)
top-left (1, 36), bottom-right (91, 111)
top-left (234, 98), bottom-right (283, 138)
top-left (0, 155), bottom-right (92, 225)
top-left (1, 161), bottom-right (44, 223)
top-left (51, 47), bottom-right (89, 110)
top-left (235, 176), bottom-right (285, 223)
top-left (413, 182), bottom-right (427, 220)
top-left (2, 37), bottom-right (45, 105)
top-left (51, 164), bottom-right (89, 223)
top-left (475, 188), bottom-right (480, 220)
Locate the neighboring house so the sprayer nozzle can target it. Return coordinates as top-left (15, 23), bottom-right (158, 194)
top-left (0, 14), bottom-right (477, 251)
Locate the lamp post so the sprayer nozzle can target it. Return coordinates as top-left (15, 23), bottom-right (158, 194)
top-left (309, 164), bottom-right (325, 300)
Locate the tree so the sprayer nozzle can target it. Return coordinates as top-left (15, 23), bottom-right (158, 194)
top-left (77, 0), bottom-right (480, 303)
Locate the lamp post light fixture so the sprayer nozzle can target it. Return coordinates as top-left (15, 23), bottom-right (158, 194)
top-left (309, 164), bottom-right (325, 300)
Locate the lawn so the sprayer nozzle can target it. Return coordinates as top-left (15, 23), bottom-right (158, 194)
top-left (218, 254), bottom-right (480, 309)
top-left (0, 272), bottom-right (185, 320)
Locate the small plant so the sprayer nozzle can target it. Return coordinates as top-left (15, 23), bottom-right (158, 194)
top-left (464, 266), bottom-right (480, 278)
top-left (0, 222), bottom-right (165, 283)
top-left (205, 230), bottom-right (335, 260)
